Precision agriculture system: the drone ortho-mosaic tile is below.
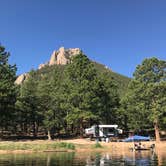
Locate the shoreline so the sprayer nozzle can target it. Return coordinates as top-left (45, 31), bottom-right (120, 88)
top-left (0, 139), bottom-right (166, 154)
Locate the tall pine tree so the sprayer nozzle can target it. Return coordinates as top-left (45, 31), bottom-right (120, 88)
top-left (122, 57), bottom-right (166, 142)
top-left (0, 45), bottom-right (17, 134)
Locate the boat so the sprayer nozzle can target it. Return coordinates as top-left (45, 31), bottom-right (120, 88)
top-left (130, 147), bottom-right (153, 151)
top-left (130, 144), bottom-right (155, 151)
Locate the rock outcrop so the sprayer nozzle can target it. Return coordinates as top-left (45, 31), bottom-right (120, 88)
top-left (15, 73), bottom-right (28, 85)
top-left (39, 47), bottom-right (81, 69)
top-left (38, 63), bottom-right (48, 70)
top-left (15, 47), bottom-right (82, 84)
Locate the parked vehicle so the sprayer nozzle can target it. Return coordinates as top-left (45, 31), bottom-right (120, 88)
top-left (85, 125), bottom-right (122, 140)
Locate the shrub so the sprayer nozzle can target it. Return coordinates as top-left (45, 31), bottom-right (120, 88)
top-left (57, 142), bottom-right (75, 150)
top-left (92, 142), bottom-right (103, 148)
top-left (66, 143), bottom-right (75, 150)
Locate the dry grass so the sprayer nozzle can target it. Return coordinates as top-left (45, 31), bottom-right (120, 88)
top-left (0, 139), bottom-right (166, 154)
top-left (0, 141), bottom-right (75, 153)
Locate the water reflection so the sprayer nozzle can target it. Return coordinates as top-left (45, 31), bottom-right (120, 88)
top-left (82, 151), bottom-right (166, 166)
top-left (85, 151), bottom-right (158, 166)
top-left (0, 150), bottom-right (165, 166)
top-left (124, 151), bottom-right (158, 166)
top-left (155, 147), bottom-right (166, 166)
top-left (0, 153), bottom-right (76, 166)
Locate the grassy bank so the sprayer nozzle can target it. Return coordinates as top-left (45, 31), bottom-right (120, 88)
top-left (0, 141), bottom-right (75, 152)
top-left (0, 139), bottom-right (166, 154)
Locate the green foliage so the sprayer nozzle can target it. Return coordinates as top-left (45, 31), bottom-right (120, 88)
top-left (36, 61), bottom-right (130, 97)
top-left (93, 72), bottom-right (120, 124)
top-left (56, 142), bottom-right (75, 150)
top-left (92, 142), bottom-right (103, 148)
top-left (15, 70), bottom-right (42, 136)
top-left (14, 53), bottom-right (121, 138)
top-left (92, 62), bottom-right (130, 96)
top-left (121, 57), bottom-right (166, 134)
top-left (2, 43), bottom-right (165, 142)
top-left (60, 54), bottom-right (120, 135)
top-left (37, 66), bottom-right (67, 138)
top-left (0, 142), bottom-right (75, 150)
top-left (63, 54), bottom-right (100, 133)
top-left (0, 45), bottom-right (17, 130)
top-left (0, 46), bottom-right (130, 139)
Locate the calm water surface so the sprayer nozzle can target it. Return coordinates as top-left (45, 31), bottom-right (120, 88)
top-left (0, 151), bottom-right (166, 166)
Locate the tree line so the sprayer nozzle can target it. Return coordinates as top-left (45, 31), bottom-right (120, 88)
top-left (0, 44), bottom-right (165, 141)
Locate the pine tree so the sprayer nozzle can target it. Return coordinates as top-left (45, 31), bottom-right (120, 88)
top-left (37, 68), bottom-right (65, 139)
top-left (16, 70), bottom-right (40, 137)
top-left (0, 45), bottom-right (17, 134)
top-left (63, 54), bottom-right (119, 135)
top-left (122, 57), bottom-right (166, 142)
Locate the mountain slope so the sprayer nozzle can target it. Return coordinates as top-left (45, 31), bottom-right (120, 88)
top-left (35, 61), bottom-right (130, 97)
top-left (15, 47), bottom-right (131, 96)
top-left (92, 62), bottom-right (130, 96)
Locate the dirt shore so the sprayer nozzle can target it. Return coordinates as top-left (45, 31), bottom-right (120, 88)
top-left (64, 138), bottom-right (166, 152)
top-left (0, 139), bottom-right (166, 154)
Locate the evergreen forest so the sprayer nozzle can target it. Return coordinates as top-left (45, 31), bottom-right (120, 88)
top-left (0, 44), bottom-right (165, 142)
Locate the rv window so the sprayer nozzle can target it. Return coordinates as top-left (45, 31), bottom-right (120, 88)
top-left (108, 128), bottom-right (115, 133)
top-left (103, 128), bottom-right (115, 134)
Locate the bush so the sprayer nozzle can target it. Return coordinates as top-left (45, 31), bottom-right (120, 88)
top-left (56, 142), bottom-right (75, 150)
top-left (66, 143), bottom-right (75, 150)
top-left (92, 142), bottom-right (102, 148)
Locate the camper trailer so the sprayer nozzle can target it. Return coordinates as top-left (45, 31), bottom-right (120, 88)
top-left (85, 125), bottom-right (122, 140)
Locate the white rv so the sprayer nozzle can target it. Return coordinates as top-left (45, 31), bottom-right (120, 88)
top-left (85, 125), bottom-right (122, 138)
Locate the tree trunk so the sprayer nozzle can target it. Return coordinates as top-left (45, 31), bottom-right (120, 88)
top-left (80, 120), bottom-right (84, 138)
top-left (47, 130), bottom-right (51, 140)
top-left (36, 122), bottom-right (38, 137)
top-left (154, 120), bottom-right (160, 142)
top-left (33, 122), bottom-right (37, 137)
top-left (71, 124), bottom-right (74, 134)
top-left (0, 128), bottom-right (3, 138)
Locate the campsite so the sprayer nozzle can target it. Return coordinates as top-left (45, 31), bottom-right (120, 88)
top-left (0, 0), bottom-right (166, 165)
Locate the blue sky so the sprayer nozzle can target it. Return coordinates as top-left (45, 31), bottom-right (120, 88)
top-left (0, 0), bottom-right (166, 77)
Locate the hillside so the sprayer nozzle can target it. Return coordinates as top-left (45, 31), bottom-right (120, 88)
top-left (35, 62), bottom-right (130, 97)
top-left (15, 47), bottom-right (131, 96)
top-left (92, 62), bottom-right (130, 96)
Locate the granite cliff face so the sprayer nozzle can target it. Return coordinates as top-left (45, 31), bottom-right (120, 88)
top-left (15, 47), bottom-right (82, 84)
top-left (15, 73), bottom-right (29, 85)
top-left (38, 47), bottom-right (81, 69)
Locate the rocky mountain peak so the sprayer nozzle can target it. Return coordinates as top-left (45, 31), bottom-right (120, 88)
top-left (15, 47), bottom-right (82, 84)
top-left (39, 47), bottom-right (81, 69)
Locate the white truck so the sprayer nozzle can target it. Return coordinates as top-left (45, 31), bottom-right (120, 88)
top-left (85, 125), bottom-right (122, 140)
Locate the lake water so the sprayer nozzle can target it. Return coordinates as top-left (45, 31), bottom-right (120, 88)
top-left (0, 151), bottom-right (165, 166)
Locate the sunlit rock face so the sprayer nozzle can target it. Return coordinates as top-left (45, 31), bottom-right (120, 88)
top-left (49, 47), bottom-right (81, 66)
top-left (38, 47), bottom-right (81, 69)
top-left (15, 47), bottom-right (82, 84)
top-left (15, 73), bottom-right (28, 85)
